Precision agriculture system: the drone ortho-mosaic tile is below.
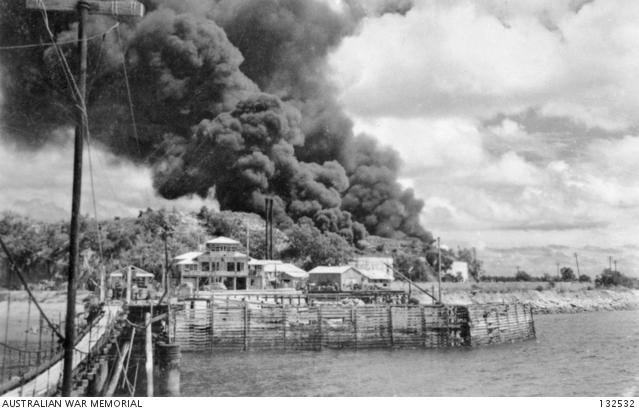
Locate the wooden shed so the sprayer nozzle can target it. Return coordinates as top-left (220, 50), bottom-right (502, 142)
top-left (307, 266), bottom-right (367, 292)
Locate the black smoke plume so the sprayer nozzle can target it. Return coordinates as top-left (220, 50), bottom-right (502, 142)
top-left (0, 0), bottom-right (431, 242)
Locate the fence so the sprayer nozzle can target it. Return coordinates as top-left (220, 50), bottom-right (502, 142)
top-left (171, 302), bottom-right (535, 351)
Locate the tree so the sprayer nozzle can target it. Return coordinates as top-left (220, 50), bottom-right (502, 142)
top-left (578, 274), bottom-right (591, 283)
top-left (595, 269), bottom-right (635, 288)
top-left (393, 252), bottom-right (432, 282)
top-left (282, 221), bottom-right (352, 270)
top-left (560, 267), bottom-right (576, 281)
top-left (515, 270), bottom-right (532, 282)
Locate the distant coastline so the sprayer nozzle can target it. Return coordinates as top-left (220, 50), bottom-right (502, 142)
top-left (400, 282), bottom-right (639, 314)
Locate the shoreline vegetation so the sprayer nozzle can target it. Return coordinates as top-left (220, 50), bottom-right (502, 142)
top-left (398, 282), bottom-right (639, 314)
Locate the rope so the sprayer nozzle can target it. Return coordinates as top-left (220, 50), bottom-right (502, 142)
top-left (0, 237), bottom-right (65, 341)
top-left (37, 0), bottom-right (85, 106)
top-left (0, 24), bottom-right (120, 50)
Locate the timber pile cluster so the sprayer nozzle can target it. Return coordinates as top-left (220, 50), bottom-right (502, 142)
top-left (466, 304), bottom-right (536, 345)
top-left (171, 302), bottom-right (535, 352)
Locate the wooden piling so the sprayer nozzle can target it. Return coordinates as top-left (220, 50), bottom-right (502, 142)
top-left (281, 306), bottom-right (286, 346)
top-left (388, 306), bottom-right (394, 347)
top-left (243, 303), bottom-right (249, 351)
top-left (126, 266), bottom-right (132, 304)
top-left (157, 342), bottom-right (181, 396)
top-left (105, 341), bottom-right (130, 396)
top-left (352, 306), bottom-right (358, 348)
top-left (145, 312), bottom-right (153, 397)
top-left (317, 306), bottom-right (323, 350)
top-left (92, 358), bottom-right (108, 396)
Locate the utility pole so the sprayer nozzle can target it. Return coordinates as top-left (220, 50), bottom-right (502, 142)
top-left (25, 0), bottom-right (143, 396)
top-left (246, 223), bottom-right (250, 256)
top-left (574, 253), bottom-right (580, 278)
top-left (609, 256), bottom-right (612, 271)
top-left (162, 229), bottom-right (169, 293)
top-left (437, 237), bottom-right (442, 304)
top-left (614, 260), bottom-right (617, 273)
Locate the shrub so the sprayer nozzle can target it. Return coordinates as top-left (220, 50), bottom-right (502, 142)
top-left (595, 269), bottom-right (635, 288)
top-left (560, 267), bottom-right (576, 281)
top-left (515, 270), bottom-right (532, 281)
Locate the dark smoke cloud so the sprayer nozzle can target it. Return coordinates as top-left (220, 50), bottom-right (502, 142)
top-left (0, 0), bottom-right (431, 242)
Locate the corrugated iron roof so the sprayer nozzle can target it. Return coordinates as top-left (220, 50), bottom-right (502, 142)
top-left (263, 263), bottom-right (308, 278)
top-left (308, 266), bottom-right (359, 275)
top-left (359, 269), bottom-right (393, 281)
top-left (174, 251), bottom-right (204, 261)
top-left (205, 236), bottom-right (240, 245)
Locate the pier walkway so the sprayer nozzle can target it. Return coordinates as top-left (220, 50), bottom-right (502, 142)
top-left (0, 304), bottom-right (121, 397)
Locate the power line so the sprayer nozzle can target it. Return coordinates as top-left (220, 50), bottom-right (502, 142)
top-left (0, 23), bottom-right (119, 50)
top-left (115, 25), bottom-right (142, 156)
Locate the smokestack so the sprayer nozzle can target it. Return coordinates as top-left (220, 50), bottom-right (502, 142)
top-left (269, 199), bottom-right (274, 259)
top-left (264, 197), bottom-right (274, 260)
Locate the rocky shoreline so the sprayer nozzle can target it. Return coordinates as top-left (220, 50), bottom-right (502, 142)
top-left (437, 287), bottom-right (639, 314)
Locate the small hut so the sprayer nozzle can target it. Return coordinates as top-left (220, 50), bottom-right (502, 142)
top-left (307, 266), bottom-right (367, 292)
top-left (109, 265), bottom-right (155, 300)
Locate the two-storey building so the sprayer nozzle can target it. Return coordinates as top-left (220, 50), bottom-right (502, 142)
top-left (174, 236), bottom-right (249, 291)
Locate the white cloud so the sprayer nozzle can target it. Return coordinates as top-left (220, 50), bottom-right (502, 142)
top-left (480, 151), bottom-right (541, 186)
top-left (352, 116), bottom-right (484, 170)
top-left (331, 0), bottom-right (639, 130)
top-left (487, 119), bottom-right (527, 139)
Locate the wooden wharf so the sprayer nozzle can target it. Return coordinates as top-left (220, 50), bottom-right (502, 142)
top-left (171, 300), bottom-right (536, 352)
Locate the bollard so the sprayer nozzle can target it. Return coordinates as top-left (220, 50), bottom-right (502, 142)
top-left (156, 342), bottom-right (181, 396)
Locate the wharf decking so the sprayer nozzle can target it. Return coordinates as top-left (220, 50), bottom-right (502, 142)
top-left (0, 305), bottom-right (121, 397)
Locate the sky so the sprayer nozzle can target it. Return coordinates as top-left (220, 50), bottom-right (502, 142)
top-left (327, 0), bottom-right (639, 277)
top-left (1, 0), bottom-right (639, 277)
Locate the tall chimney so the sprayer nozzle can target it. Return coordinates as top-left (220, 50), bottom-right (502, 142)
top-left (264, 197), bottom-right (273, 260)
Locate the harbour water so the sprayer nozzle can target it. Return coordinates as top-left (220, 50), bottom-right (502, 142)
top-left (180, 309), bottom-right (639, 396)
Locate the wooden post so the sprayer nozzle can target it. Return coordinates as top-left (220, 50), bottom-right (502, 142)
top-left (126, 266), bottom-right (132, 304)
top-left (282, 306), bottom-right (287, 347)
top-left (317, 306), bottom-right (323, 350)
top-left (145, 312), bottom-right (153, 397)
top-left (529, 306), bottom-right (536, 337)
top-left (495, 306), bottom-right (502, 342)
top-left (157, 343), bottom-right (181, 396)
top-left (210, 303), bottom-right (215, 350)
top-left (243, 302), bottom-right (249, 351)
top-left (437, 237), bottom-right (442, 304)
top-left (1, 292), bottom-right (10, 381)
top-left (388, 306), bottom-right (394, 347)
top-left (105, 341), bottom-right (131, 396)
top-left (99, 266), bottom-right (105, 303)
top-left (92, 357), bottom-right (108, 396)
top-left (352, 306), bottom-right (358, 348)
top-left (421, 306), bottom-right (426, 347)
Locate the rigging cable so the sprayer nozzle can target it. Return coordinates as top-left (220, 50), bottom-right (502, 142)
top-left (115, 25), bottom-right (142, 156)
top-left (0, 237), bottom-right (65, 341)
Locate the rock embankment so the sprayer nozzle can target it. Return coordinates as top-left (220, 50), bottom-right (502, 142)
top-left (434, 288), bottom-right (639, 314)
